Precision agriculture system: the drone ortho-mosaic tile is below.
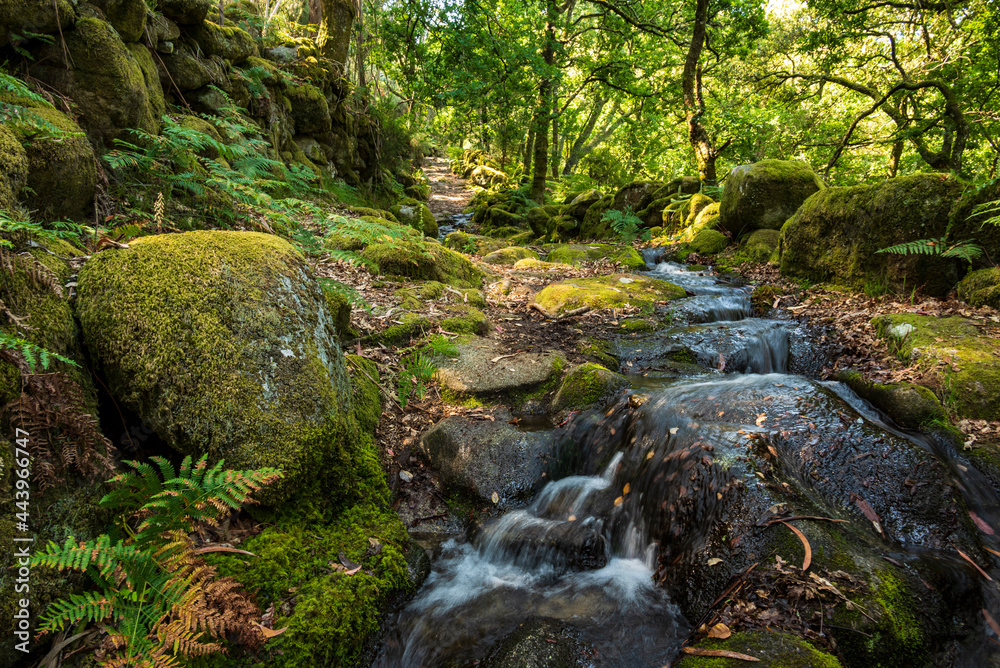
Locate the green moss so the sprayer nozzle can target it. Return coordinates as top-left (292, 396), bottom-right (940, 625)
top-left (690, 229), bottom-right (729, 255)
top-left (0, 123), bottom-right (28, 210)
top-left (956, 267), bottom-right (1000, 308)
top-left (482, 246), bottom-right (538, 265)
top-left (192, 20), bottom-right (258, 63)
top-left (675, 631), bottom-right (842, 668)
top-left (545, 243), bottom-right (645, 270)
top-left (440, 307), bottom-right (489, 335)
top-left (77, 231), bottom-right (351, 503)
top-left (534, 274), bottom-right (685, 315)
top-left (870, 313), bottom-right (1000, 420)
top-left (718, 159), bottom-right (825, 236)
top-left (619, 317), bottom-right (657, 332)
top-left (318, 280), bottom-right (353, 339)
top-left (347, 206), bottom-right (400, 224)
top-left (362, 239), bottom-right (484, 288)
top-left (440, 387), bottom-right (485, 408)
top-left (838, 370), bottom-right (946, 430)
top-left (513, 258), bottom-right (569, 270)
top-left (550, 362), bottom-right (628, 411)
top-left (780, 174), bottom-right (964, 297)
top-left (376, 313), bottom-right (435, 345)
top-left (579, 338), bottom-right (619, 368)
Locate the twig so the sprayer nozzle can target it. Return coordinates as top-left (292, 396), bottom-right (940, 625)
top-left (346, 355), bottom-right (402, 412)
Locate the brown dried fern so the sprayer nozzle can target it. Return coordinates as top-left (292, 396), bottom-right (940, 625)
top-left (6, 370), bottom-right (117, 490)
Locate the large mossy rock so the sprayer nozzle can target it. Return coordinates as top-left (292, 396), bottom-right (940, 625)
top-left (390, 198), bottom-right (437, 237)
top-left (550, 363), bottom-right (628, 411)
top-left (545, 243), bottom-right (645, 270)
top-left (565, 188), bottom-right (602, 219)
top-left (191, 20), bottom-right (258, 63)
top-left (30, 16), bottom-right (160, 145)
top-left (740, 228), bottom-right (780, 264)
top-left (483, 246), bottom-right (538, 265)
top-left (689, 229), bottom-right (728, 255)
top-left (362, 239), bottom-right (483, 287)
top-left (612, 181), bottom-right (661, 213)
top-left (957, 267), bottom-right (1000, 308)
top-left (11, 106), bottom-right (96, 219)
top-left (77, 231), bottom-right (353, 502)
top-left (872, 313), bottom-right (1000, 420)
top-left (158, 0), bottom-right (212, 24)
top-left (533, 274), bottom-right (685, 315)
top-left (839, 371), bottom-right (946, 430)
top-left (91, 0), bottom-right (146, 42)
top-left (780, 173), bottom-right (965, 297)
top-left (443, 231), bottom-right (508, 256)
top-left (579, 194), bottom-right (614, 238)
top-left (286, 82), bottom-right (332, 135)
top-left (718, 160), bottom-right (824, 236)
top-left (0, 125), bottom-right (28, 210)
top-left (0, 0), bottom-right (76, 46)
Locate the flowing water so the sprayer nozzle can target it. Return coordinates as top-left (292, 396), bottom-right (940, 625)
top-left (376, 253), bottom-right (1000, 667)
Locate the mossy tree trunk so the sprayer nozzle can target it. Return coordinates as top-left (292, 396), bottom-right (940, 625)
top-left (530, 0), bottom-right (558, 202)
top-left (315, 0), bottom-right (357, 70)
top-left (682, 0), bottom-right (725, 187)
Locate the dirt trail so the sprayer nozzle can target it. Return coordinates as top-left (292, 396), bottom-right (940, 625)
top-left (423, 156), bottom-right (474, 218)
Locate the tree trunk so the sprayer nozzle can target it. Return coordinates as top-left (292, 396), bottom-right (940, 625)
top-left (530, 0), bottom-right (558, 202)
top-left (316, 0), bottom-right (357, 70)
top-left (889, 138), bottom-right (904, 177)
top-left (550, 112), bottom-right (560, 178)
top-left (309, 0), bottom-right (322, 24)
top-left (682, 0), bottom-right (719, 186)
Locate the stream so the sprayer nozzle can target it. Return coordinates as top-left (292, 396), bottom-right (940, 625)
top-left (375, 249), bottom-right (1000, 667)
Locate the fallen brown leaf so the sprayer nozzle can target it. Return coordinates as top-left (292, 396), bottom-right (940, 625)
top-left (681, 647), bottom-right (760, 661)
top-left (708, 623), bottom-right (732, 639)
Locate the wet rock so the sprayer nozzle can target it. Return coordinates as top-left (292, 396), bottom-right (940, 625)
top-left (533, 274), bottom-right (685, 316)
top-left (550, 363), bottom-right (629, 411)
top-left (419, 408), bottom-right (553, 503)
top-left (483, 246), bottom-right (538, 265)
top-left (479, 516), bottom-right (608, 571)
top-left (872, 313), bottom-right (1000, 420)
top-left (839, 370), bottom-right (947, 430)
top-left (435, 338), bottom-right (565, 396)
top-left (481, 619), bottom-right (585, 668)
top-left (780, 173), bottom-right (965, 297)
top-left (718, 159), bottom-right (824, 236)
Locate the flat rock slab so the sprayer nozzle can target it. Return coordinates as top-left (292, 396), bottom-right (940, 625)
top-left (436, 338), bottom-right (564, 395)
top-left (420, 408), bottom-right (553, 504)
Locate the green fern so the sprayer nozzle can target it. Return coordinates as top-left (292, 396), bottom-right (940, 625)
top-left (32, 455), bottom-right (282, 665)
top-left (0, 65), bottom-right (69, 139)
top-left (397, 351), bottom-right (436, 407)
top-left (876, 236), bottom-right (983, 262)
top-left (601, 206), bottom-right (647, 244)
top-left (0, 330), bottom-right (78, 372)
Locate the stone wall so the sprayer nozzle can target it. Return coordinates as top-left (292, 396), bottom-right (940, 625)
top-left (1, 1), bottom-right (372, 220)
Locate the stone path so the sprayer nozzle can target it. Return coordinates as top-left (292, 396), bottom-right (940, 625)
top-left (423, 156), bottom-right (474, 218)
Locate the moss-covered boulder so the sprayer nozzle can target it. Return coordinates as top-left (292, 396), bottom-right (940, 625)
top-left (0, 0), bottom-right (76, 46)
top-left (286, 82), bottom-right (332, 135)
top-left (77, 231), bottom-right (352, 502)
top-left (30, 16), bottom-right (160, 144)
top-left (780, 173), bottom-right (965, 297)
top-left (157, 39), bottom-right (228, 91)
top-left (546, 243), bottom-right (645, 270)
top-left (690, 229), bottom-right (729, 255)
top-left (483, 246), bottom-right (538, 265)
top-left (0, 125), bottom-right (28, 210)
top-left (533, 274), bottom-right (685, 315)
top-left (565, 188), bottom-right (602, 219)
top-left (10, 106), bottom-right (96, 219)
top-left (443, 231), bottom-right (507, 256)
top-left (612, 181), bottom-right (661, 213)
top-left (191, 20), bottom-right (258, 63)
top-left (158, 0), bottom-right (212, 24)
top-left (362, 238), bottom-right (483, 287)
top-left (440, 306), bottom-right (489, 335)
top-left (718, 160), bottom-right (824, 236)
top-left (675, 631), bottom-right (842, 667)
top-left (871, 313), bottom-right (1000, 420)
top-left (740, 228), bottom-right (780, 264)
top-left (956, 267), bottom-right (1000, 308)
top-left (677, 201), bottom-right (721, 242)
top-left (391, 198), bottom-right (437, 237)
top-left (579, 194), bottom-right (615, 239)
top-left (550, 363), bottom-right (628, 411)
top-left (91, 0), bottom-right (146, 42)
top-left (470, 164), bottom-right (508, 188)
